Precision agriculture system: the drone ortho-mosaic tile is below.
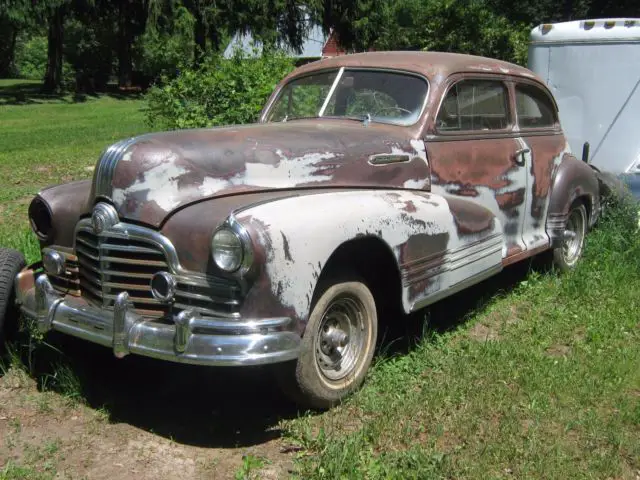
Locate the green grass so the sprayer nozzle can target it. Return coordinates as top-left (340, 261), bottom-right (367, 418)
top-left (0, 462), bottom-right (54, 480)
top-left (284, 203), bottom-right (640, 479)
top-left (0, 79), bottom-right (149, 261)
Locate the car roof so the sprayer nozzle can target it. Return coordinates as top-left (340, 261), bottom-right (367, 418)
top-left (286, 51), bottom-right (543, 85)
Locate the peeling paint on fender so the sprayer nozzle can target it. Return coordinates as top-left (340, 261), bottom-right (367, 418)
top-left (236, 190), bottom-right (502, 320)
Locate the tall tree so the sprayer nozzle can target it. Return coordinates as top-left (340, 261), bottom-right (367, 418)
top-left (0, 0), bottom-right (32, 78)
top-left (183, 0), bottom-right (312, 68)
top-left (43, 1), bottom-right (69, 92)
top-left (313, 0), bottom-right (393, 52)
top-left (115, 0), bottom-right (153, 88)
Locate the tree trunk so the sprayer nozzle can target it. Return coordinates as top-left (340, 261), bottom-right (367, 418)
top-left (118, 0), bottom-right (133, 88)
top-left (193, 9), bottom-right (207, 67)
top-left (209, 25), bottom-right (221, 54)
top-left (0, 24), bottom-right (18, 78)
top-left (43, 7), bottom-right (65, 93)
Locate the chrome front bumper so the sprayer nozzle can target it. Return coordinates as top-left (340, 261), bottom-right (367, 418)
top-left (15, 268), bottom-right (300, 366)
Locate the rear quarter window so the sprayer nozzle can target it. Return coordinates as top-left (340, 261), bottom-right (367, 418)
top-left (436, 80), bottom-right (509, 132)
top-left (515, 84), bottom-right (557, 129)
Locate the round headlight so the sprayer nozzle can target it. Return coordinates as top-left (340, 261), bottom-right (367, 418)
top-left (211, 228), bottom-right (244, 272)
top-left (28, 196), bottom-right (53, 242)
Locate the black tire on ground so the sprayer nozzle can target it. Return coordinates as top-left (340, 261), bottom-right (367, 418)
top-left (0, 248), bottom-right (26, 344)
top-left (276, 276), bottom-right (378, 409)
top-left (552, 202), bottom-right (588, 272)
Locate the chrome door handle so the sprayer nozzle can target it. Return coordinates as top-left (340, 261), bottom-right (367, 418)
top-left (514, 147), bottom-right (530, 166)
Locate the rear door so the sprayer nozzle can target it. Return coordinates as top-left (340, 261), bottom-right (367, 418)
top-left (512, 80), bottom-right (567, 251)
top-left (426, 75), bottom-right (529, 258)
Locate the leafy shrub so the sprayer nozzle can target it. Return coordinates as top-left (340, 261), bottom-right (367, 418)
top-left (144, 49), bottom-right (295, 129)
top-left (14, 34), bottom-right (47, 80)
top-left (134, 4), bottom-right (195, 83)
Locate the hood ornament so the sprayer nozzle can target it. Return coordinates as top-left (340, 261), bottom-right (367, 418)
top-left (91, 202), bottom-right (119, 234)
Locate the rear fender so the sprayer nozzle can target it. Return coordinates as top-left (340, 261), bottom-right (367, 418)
top-left (547, 154), bottom-right (600, 247)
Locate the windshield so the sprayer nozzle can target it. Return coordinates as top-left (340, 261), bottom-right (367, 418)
top-left (266, 69), bottom-right (428, 126)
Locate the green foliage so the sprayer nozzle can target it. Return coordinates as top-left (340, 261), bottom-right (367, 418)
top-left (14, 35), bottom-right (47, 80)
top-left (234, 454), bottom-right (266, 480)
top-left (41, 362), bottom-right (85, 405)
top-left (0, 461), bottom-right (53, 480)
top-left (370, 0), bottom-right (530, 65)
top-left (135, 4), bottom-right (195, 81)
top-left (64, 15), bottom-right (115, 91)
top-left (144, 49), bottom-right (295, 129)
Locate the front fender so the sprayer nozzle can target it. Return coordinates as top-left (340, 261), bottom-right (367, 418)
top-left (234, 189), bottom-right (504, 326)
top-left (547, 154), bottom-right (600, 248)
top-left (33, 180), bottom-right (92, 248)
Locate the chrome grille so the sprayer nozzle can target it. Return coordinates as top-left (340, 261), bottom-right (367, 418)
top-left (75, 223), bottom-right (242, 319)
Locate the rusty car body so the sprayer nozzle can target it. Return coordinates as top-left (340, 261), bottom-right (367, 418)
top-left (13, 52), bottom-right (600, 407)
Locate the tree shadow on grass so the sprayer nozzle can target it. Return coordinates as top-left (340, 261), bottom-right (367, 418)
top-left (0, 81), bottom-right (144, 106)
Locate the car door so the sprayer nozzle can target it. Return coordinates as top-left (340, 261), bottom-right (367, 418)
top-left (512, 81), bottom-right (568, 252)
top-left (426, 75), bottom-right (529, 259)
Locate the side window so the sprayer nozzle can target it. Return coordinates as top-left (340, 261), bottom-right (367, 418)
top-left (515, 84), bottom-right (557, 129)
top-left (436, 80), bottom-right (509, 132)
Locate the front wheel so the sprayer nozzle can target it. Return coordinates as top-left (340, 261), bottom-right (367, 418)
top-left (0, 248), bottom-right (26, 345)
top-left (553, 202), bottom-right (587, 271)
top-left (277, 277), bottom-right (378, 409)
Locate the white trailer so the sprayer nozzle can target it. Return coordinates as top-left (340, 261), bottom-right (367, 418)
top-left (528, 18), bottom-right (640, 198)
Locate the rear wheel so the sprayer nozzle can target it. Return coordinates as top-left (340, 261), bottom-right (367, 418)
top-left (553, 202), bottom-right (587, 272)
top-left (277, 277), bottom-right (378, 409)
top-left (0, 248), bottom-right (26, 345)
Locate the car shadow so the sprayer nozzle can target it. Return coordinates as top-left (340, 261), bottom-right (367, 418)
top-left (2, 255), bottom-right (552, 449)
top-left (19, 334), bottom-right (303, 449)
top-left (378, 257), bottom-right (551, 356)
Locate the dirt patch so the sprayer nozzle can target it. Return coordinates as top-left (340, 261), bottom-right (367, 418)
top-left (545, 344), bottom-right (571, 357)
top-left (468, 323), bottom-right (500, 342)
top-left (0, 344), bottom-right (305, 479)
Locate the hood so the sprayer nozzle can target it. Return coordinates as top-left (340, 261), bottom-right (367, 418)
top-left (91, 120), bottom-right (430, 227)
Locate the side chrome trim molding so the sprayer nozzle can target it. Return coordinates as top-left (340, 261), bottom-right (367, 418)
top-left (412, 263), bottom-right (503, 312)
top-left (401, 232), bottom-right (502, 287)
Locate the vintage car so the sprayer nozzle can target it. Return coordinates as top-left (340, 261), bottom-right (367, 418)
top-left (3, 51), bottom-right (599, 408)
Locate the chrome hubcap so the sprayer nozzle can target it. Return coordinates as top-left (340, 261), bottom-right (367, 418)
top-left (315, 296), bottom-right (366, 382)
top-left (562, 208), bottom-right (585, 265)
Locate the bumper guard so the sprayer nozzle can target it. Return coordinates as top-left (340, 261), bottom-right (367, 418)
top-left (14, 268), bottom-right (300, 366)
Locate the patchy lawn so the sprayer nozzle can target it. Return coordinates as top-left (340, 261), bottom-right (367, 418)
top-left (1, 80), bottom-right (639, 479)
top-left (0, 79), bottom-right (148, 260)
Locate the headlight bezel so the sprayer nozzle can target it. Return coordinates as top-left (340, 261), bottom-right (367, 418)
top-left (210, 217), bottom-right (254, 275)
top-left (28, 196), bottom-right (54, 243)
